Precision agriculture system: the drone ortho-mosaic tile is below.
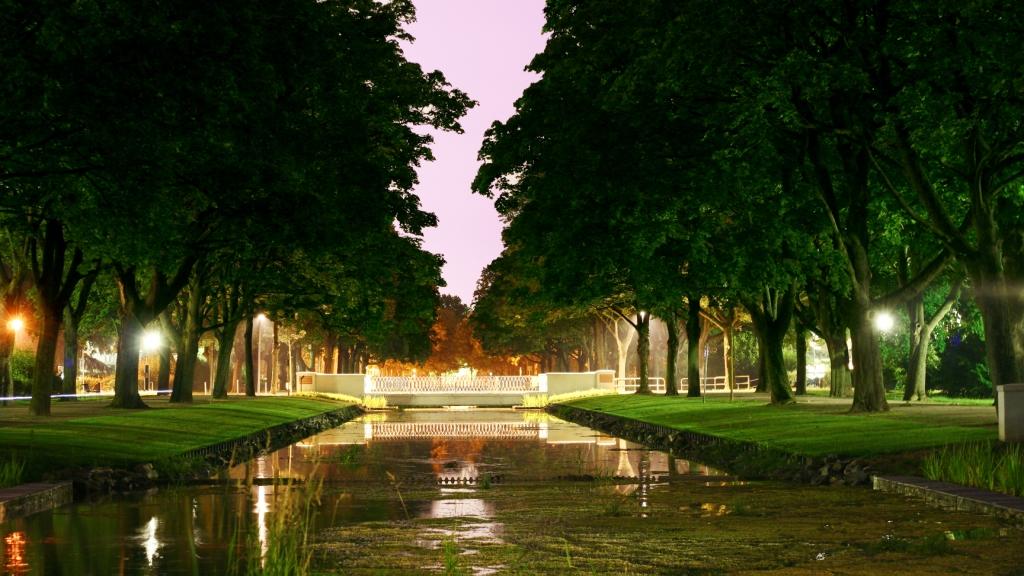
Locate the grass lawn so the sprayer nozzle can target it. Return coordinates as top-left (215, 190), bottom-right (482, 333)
top-left (561, 394), bottom-right (997, 458)
top-left (0, 396), bottom-right (353, 470)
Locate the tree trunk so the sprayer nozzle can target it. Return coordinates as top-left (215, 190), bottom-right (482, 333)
top-left (665, 314), bottom-right (680, 396)
top-left (29, 305), bottom-right (61, 415)
top-left (746, 287), bottom-right (795, 404)
top-left (758, 324), bottom-right (791, 404)
top-left (635, 312), bottom-right (651, 394)
top-left (905, 282), bottom-right (960, 402)
top-left (324, 334), bottom-right (336, 374)
top-left (212, 320), bottom-right (240, 398)
top-left (243, 315), bottom-right (256, 396)
top-left (686, 297), bottom-right (701, 397)
top-left (172, 334), bottom-right (199, 402)
top-left (271, 322), bottom-right (279, 391)
top-left (0, 330), bottom-right (14, 405)
top-left (171, 279), bottom-right (203, 403)
top-left (795, 324), bottom-right (807, 396)
top-left (971, 269), bottom-right (1024, 391)
top-left (556, 346), bottom-right (570, 372)
top-left (904, 297), bottom-right (925, 402)
top-left (823, 330), bottom-right (852, 398)
top-left (849, 301), bottom-right (888, 412)
top-left (110, 310), bottom-right (148, 408)
top-left (722, 322), bottom-right (735, 392)
top-left (61, 306), bottom-right (78, 398)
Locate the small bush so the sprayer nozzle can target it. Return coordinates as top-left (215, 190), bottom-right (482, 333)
top-left (361, 395), bottom-right (387, 410)
top-left (10, 350), bottom-right (35, 396)
top-left (521, 394), bottom-right (548, 408)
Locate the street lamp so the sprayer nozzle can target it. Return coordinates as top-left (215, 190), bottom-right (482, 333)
top-left (872, 311), bottom-right (895, 333)
top-left (6, 317), bottom-right (24, 333)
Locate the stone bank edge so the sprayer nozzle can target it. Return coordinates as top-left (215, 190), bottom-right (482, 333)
top-left (547, 404), bottom-right (875, 487)
top-left (76, 404), bottom-right (364, 494)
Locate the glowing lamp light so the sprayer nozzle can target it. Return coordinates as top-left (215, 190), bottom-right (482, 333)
top-left (141, 330), bottom-right (162, 353)
top-left (873, 311), bottom-right (895, 333)
top-left (6, 317), bottom-right (24, 332)
top-left (256, 312), bottom-right (267, 322)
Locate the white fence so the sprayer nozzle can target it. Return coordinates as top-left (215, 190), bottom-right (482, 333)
top-left (614, 377), bottom-right (666, 394)
top-left (614, 375), bottom-right (758, 394)
top-left (680, 375), bottom-right (757, 393)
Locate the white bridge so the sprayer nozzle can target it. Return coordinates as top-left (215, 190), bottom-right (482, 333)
top-left (296, 371), bottom-right (615, 407)
top-left (295, 370), bottom-right (760, 406)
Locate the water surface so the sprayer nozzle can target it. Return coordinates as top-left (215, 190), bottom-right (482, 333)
top-left (1, 410), bottom-right (1022, 575)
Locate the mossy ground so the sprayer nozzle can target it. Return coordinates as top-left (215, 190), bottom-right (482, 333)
top-left (309, 475), bottom-right (1024, 575)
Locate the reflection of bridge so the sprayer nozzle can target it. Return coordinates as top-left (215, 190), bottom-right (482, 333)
top-left (296, 412), bottom-right (615, 446)
top-left (367, 422), bottom-right (540, 440)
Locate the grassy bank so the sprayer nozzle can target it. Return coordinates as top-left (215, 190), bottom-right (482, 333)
top-left (560, 395), bottom-right (996, 458)
top-left (0, 396), bottom-right (354, 479)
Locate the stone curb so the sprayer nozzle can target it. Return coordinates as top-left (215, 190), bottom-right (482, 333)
top-left (0, 482), bottom-right (73, 523)
top-left (873, 475), bottom-right (1024, 522)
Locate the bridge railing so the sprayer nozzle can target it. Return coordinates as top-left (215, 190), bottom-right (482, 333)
top-left (368, 375), bottom-right (539, 394)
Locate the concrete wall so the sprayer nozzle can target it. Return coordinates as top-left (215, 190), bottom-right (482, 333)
top-left (295, 372), bottom-right (368, 397)
top-left (540, 371), bottom-right (614, 396)
top-left (998, 384), bottom-right (1024, 442)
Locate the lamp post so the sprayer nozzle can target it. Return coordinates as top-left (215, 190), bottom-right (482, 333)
top-left (256, 313), bottom-right (266, 394)
top-left (4, 317), bottom-right (24, 404)
top-left (141, 330), bottom-right (162, 392)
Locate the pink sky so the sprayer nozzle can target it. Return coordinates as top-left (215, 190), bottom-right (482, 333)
top-left (402, 0), bottom-right (547, 305)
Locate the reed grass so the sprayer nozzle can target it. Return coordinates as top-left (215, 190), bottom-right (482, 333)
top-left (922, 442), bottom-right (1024, 497)
top-left (229, 471), bottom-right (324, 576)
top-left (0, 456), bottom-right (25, 488)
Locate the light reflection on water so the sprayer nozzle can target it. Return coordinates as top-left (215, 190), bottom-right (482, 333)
top-left (0, 410), bottom-right (702, 575)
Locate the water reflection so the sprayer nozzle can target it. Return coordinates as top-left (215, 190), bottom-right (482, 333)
top-left (138, 517), bottom-right (160, 567)
top-left (0, 410), bottom-right (710, 575)
top-left (4, 531), bottom-right (27, 574)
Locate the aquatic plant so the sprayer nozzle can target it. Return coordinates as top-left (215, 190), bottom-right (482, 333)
top-left (385, 470), bottom-right (410, 520)
top-left (521, 394), bottom-right (548, 408)
top-left (922, 442), bottom-right (1024, 497)
top-left (361, 395), bottom-right (388, 410)
top-left (0, 455), bottom-right (24, 488)
top-left (229, 471), bottom-right (324, 576)
top-left (442, 537), bottom-right (465, 575)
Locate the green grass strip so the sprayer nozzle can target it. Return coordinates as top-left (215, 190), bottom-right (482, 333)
top-left (562, 395), bottom-right (996, 457)
top-left (0, 397), bottom-right (352, 468)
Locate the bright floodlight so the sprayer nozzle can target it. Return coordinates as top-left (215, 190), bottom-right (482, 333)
top-left (873, 311), bottom-right (895, 333)
top-left (141, 330), bottom-right (162, 352)
top-left (256, 312), bottom-right (267, 321)
top-left (7, 317), bottom-right (23, 332)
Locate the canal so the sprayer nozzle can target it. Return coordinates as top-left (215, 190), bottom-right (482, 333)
top-left (1, 410), bottom-right (1022, 574)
